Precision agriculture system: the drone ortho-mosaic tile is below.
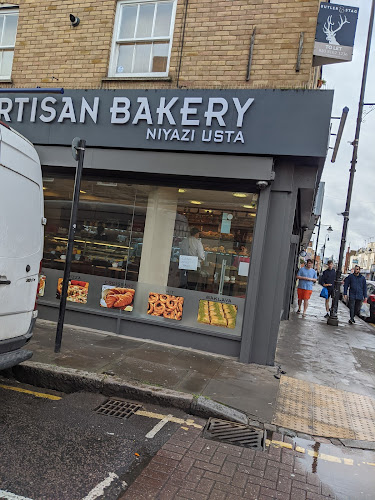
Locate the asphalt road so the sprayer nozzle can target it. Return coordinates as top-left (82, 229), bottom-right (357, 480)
top-left (0, 378), bottom-right (202, 500)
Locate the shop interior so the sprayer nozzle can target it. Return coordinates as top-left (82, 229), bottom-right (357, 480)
top-left (42, 175), bottom-right (258, 299)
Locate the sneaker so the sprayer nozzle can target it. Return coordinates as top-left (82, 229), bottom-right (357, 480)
top-left (324, 313), bottom-right (329, 318)
top-left (348, 319), bottom-right (354, 324)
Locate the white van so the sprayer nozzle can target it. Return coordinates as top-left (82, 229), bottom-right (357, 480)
top-left (0, 122), bottom-right (44, 370)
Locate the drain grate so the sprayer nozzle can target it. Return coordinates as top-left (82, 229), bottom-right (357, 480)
top-left (95, 398), bottom-right (142, 419)
top-left (203, 418), bottom-right (264, 449)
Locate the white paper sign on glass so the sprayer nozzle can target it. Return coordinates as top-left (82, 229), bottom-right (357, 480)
top-left (238, 261), bottom-right (250, 277)
top-left (179, 255), bottom-right (199, 271)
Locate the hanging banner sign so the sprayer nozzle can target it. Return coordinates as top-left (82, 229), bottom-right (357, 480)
top-left (313, 3), bottom-right (359, 66)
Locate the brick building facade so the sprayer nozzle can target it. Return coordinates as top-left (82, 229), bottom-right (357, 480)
top-left (2, 0), bottom-right (321, 90)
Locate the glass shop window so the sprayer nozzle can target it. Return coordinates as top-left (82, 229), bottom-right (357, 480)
top-left (41, 176), bottom-right (257, 337)
top-left (42, 177), bottom-right (149, 281)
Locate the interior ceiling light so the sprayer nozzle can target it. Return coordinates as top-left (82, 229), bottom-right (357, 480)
top-left (233, 192), bottom-right (247, 198)
top-left (42, 186), bottom-right (47, 190)
top-left (242, 205), bottom-right (252, 209)
top-left (190, 200), bottom-right (202, 205)
top-left (80, 190), bottom-right (86, 194)
top-left (97, 182), bottom-right (118, 187)
top-left (178, 188), bottom-right (186, 193)
top-left (250, 213), bottom-right (256, 217)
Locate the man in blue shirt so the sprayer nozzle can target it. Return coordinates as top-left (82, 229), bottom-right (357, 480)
top-left (296, 259), bottom-right (317, 316)
top-left (321, 260), bottom-right (336, 318)
top-left (344, 265), bottom-right (367, 324)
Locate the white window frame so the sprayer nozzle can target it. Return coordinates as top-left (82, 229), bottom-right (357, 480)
top-left (108, 0), bottom-right (177, 78)
top-left (0, 7), bottom-right (18, 80)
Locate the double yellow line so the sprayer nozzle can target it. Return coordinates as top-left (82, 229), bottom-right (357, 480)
top-left (0, 383), bottom-right (61, 400)
top-left (266, 439), bottom-right (375, 467)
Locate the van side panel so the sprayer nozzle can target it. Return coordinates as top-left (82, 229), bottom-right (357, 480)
top-left (0, 312), bottom-right (33, 343)
top-left (0, 127), bottom-right (43, 344)
top-left (0, 166), bottom-right (42, 258)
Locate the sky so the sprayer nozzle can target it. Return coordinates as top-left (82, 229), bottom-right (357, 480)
top-left (313, 0), bottom-right (375, 261)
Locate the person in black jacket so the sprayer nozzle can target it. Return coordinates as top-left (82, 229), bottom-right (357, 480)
top-left (343, 265), bottom-right (367, 324)
top-left (321, 260), bottom-right (336, 318)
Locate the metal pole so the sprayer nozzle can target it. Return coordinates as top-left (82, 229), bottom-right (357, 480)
top-left (321, 240), bottom-right (326, 269)
top-left (313, 217), bottom-right (321, 270)
top-left (331, 106), bottom-right (349, 163)
top-left (246, 27), bottom-right (256, 82)
top-left (0, 88), bottom-right (64, 93)
top-left (55, 139), bottom-right (86, 352)
top-left (328, 0), bottom-right (375, 326)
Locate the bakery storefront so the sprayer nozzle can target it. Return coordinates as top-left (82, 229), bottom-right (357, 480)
top-left (2, 89), bottom-right (333, 365)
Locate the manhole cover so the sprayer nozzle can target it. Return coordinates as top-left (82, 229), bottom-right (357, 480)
top-left (203, 418), bottom-right (264, 449)
top-left (94, 398), bottom-right (142, 419)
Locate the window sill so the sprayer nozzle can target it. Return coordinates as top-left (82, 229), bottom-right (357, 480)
top-left (102, 76), bottom-right (172, 82)
top-left (0, 79), bottom-right (13, 83)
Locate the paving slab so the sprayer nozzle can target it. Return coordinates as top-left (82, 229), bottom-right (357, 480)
top-left (105, 356), bottom-right (191, 388)
top-left (174, 371), bottom-right (211, 394)
top-left (201, 377), bottom-right (278, 422)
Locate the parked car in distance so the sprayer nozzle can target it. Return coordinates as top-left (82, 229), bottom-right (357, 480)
top-left (360, 281), bottom-right (375, 323)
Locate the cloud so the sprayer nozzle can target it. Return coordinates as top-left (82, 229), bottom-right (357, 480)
top-left (316, 0), bottom-right (375, 259)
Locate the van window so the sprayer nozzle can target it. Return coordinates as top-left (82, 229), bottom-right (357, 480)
top-left (0, 166), bottom-right (41, 258)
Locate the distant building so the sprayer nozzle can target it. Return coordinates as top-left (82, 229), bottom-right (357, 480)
top-left (344, 247), bottom-right (356, 273)
top-left (349, 243), bottom-right (375, 279)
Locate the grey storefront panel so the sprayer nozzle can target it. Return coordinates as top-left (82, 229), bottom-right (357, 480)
top-left (37, 146), bottom-right (275, 181)
top-left (26, 88), bottom-right (333, 363)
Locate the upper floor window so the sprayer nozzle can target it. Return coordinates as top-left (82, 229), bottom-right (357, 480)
top-left (109, 0), bottom-right (176, 77)
top-left (0, 8), bottom-right (18, 79)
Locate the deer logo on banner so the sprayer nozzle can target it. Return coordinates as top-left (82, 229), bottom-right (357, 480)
top-left (323, 15), bottom-right (350, 45)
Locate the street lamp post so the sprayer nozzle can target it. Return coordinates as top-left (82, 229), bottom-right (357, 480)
top-left (321, 229), bottom-right (332, 269)
top-left (313, 222), bottom-right (333, 271)
top-left (313, 219), bottom-right (322, 270)
top-left (328, 0), bottom-right (375, 326)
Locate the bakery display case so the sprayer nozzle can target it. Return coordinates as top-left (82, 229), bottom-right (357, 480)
top-left (168, 205), bottom-right (255, 297)
top-left (43, 232), bottom-right (144, 280)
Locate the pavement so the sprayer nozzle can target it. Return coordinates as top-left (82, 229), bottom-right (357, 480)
top-left (121, 424), bottom-right (375, 500)
top-left (3, 287), bottom-right (375, 444)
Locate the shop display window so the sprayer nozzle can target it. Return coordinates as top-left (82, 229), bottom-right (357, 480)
top-left (41, 175), bottom-right (257, 338)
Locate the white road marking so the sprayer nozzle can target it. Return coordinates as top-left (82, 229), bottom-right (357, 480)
top-left (81, 472), bottom-right (127, 500)
top-left (135, 409), bottom-right (203, 429)
top-left (0, 491), bottom-right (33, 500)
top-left (145, 414), bottom-right (172, 439)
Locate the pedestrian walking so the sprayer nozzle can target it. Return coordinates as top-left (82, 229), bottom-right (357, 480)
top-left (321, 260), bottom-right (336, 318)
top-left (179, 227), bottom-right (206, 290)
top-left (296, 259), bottom-right (317, 317)
top-left (343, 265), bottom-right (367, 324)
